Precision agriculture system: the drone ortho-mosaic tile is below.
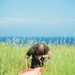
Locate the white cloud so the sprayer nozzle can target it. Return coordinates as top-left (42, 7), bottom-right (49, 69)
top-left (0, 17), bottom-right (75, 26)
top-left (0, 12), bottom-right (75, 26)
top-left (0, 17), bottom-right (64, 24)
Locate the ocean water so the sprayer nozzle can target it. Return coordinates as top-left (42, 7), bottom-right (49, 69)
top-left (0, 37), bottom-right (75, 46)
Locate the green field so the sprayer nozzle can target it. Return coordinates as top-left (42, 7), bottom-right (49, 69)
top-left (0, 43), bottom-right (75, 75)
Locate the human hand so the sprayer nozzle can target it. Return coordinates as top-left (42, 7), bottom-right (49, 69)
top-left (38, 55), bottom-right (43, 60)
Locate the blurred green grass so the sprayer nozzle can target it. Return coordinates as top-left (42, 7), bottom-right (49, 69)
top-left (0, 43), bottom-right (75, 75)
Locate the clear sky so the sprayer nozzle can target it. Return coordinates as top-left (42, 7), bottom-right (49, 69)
top-left (0, 0), bottom-right (75, 37)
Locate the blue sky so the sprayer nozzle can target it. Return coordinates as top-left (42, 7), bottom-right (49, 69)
top-left (0, 0), bottom-right (75, 37)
